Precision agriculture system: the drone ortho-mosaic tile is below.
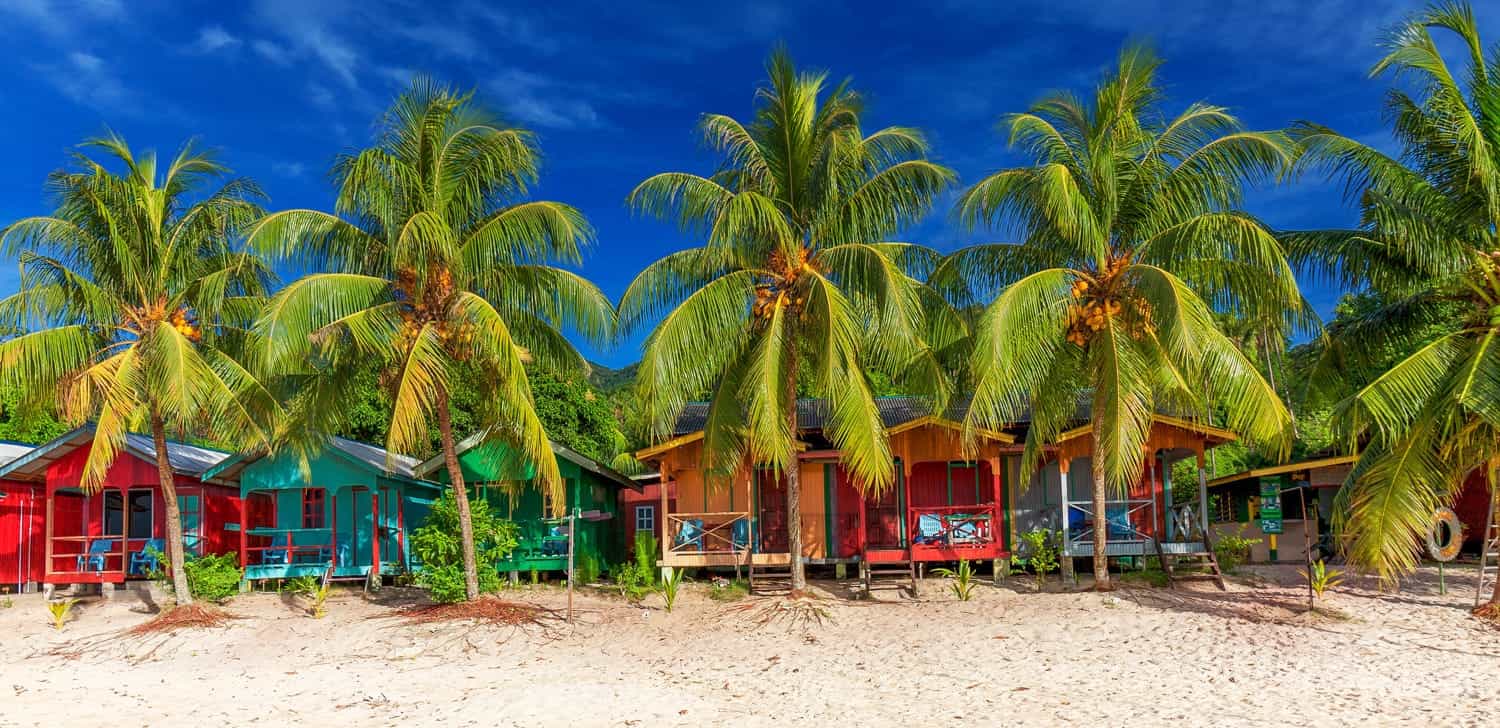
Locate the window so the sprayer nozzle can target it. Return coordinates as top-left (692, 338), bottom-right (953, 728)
top-left (635, 505), bottom-right (655, 534)
top-left (301, 488), bottom-right (326, 529)
top-left (127, 490), bottom-right (153, 539)
top-left (102, 491), bottom-right (124, 536)
top-left (177, 494), bottom-right (202, 555)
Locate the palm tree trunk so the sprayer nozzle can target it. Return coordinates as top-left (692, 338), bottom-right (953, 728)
top-left (435, 384), bottom-right (481, 601)
top-left (150, 413), bottom-right (193, 604)
top-left (785, 351), bottom-right (805, 592)
top-left (1090, 418), bottom-right (1111, 591)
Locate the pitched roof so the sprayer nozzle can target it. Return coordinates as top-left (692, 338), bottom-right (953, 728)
top-left (0, 442), bottom-right (35, 468)
top-left (414, 433), bottom-right (640, 492)
top-left (670, 396), bottom-right (973, 437)
top-left (202, 436), bottom-right (425, 484)
top-left (0, 425), bottom-right (232, 482)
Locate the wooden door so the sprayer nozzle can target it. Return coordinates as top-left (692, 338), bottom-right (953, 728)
top-left (755, 469), bottom-right (789, 553)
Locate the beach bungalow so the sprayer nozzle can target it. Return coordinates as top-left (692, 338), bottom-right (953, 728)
top-left (635, 398), bottom-right (1019, 588)
top-left (636, 398), bottom-right (1238, 589)
top-left (0, 442), bottom-right (40, 592)
top-left (415, 434), bottom-right (641, 579)
top-left (204, 437), bottom-right (442, 585)
top-left (0, 426), bottom-right (237, 587)
top-left (1208, 454), bottom-right (1494, 563)
top-left (1007, 414), bottom-right (1237, 581)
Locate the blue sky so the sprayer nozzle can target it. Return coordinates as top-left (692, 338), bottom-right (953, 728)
top-left (0, 0), bottom-right (1482, 366)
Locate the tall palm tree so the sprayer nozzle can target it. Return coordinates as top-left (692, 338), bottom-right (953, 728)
top-left (621, 49), bottom-right (958, 591)
top-left (248, 79), bottom-right (613, 602)
top-left (0, 134), bottom-right (274, 603)
top-left (1283, 2), bottom-right (1500, 604)
top-left (940, 46), bottom-right (1300, 589)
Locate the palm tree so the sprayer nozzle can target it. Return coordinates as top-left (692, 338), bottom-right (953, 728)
top-left (248, 79), bottom-right (613, 602)
top-left (940, 46), bottom-right (1299, 589)
top-left (0, 134), bottom-right (274, 603)
top-left (1282, 2), bottom-right (1500, 604)
top-left (620, 49), bottom-right (958, 591)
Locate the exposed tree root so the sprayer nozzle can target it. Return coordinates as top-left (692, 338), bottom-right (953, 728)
top-left (1473, 602), bottom-right (1500, 625)
top-left (125, 604), bottom-right (235, 636)
top-left (726, 593), bottom-right (833, 631)
top-left (399, 597), bottom-right (557, 627)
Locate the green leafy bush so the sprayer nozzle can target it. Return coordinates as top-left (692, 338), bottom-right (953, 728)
top-left (183, 552), bottom-right (243, 603)
top-left (633, 531), bottom-right (658, 586)
top-left (1214, 526), bottom-right (1260, 573)
top-left (659, 567), bottom-right (685, 612)
top-left (933, 559), bottom-right (978, 601)
top-left (576, 552), bottom-right (601, 585)
top-left (1010, 528), bottom-right (1062, 588)
top-left (410, 491), bottom-right (519, 603)
top-left (281, 575), bottom-right (320, 594)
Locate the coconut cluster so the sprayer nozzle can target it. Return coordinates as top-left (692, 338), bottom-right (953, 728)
top-left (1064, 257), bottom-right (1154, 347)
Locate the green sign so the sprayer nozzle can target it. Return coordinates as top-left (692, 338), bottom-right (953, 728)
top-left (1258, 479), bottom-right (1283, 534)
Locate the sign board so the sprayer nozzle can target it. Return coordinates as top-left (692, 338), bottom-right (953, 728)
top-left (1258, 478), bottom-right (1283, 534)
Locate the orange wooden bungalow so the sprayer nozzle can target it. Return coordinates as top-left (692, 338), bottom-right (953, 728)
top-left (0, 426), bottom-right (238, 589)
top-left (636, 397), bottom-right (1238, 590)
top-left (635, 398), bottom-right (1019, 589)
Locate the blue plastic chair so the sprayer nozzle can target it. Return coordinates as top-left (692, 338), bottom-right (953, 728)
top-left (128, 538), bottom-right (164, 575)
top-left (1106, 506), bottom-right (1133, 540)
top-left (915, 514), bottom-right (945, 544)
top-left (675, 518), bottom-right (704, 550)
top-left (260, 533), bottom-right (290, 565)
top-left (76, 539), bottom-right (115, 573)
top-left (731, 519), bottom-right (750, 550)
top-left (950, 514), bottom-right (981, 542)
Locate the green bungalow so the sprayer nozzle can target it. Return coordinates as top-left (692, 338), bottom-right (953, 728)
top-left (205, 437), bottom-right (443, 584)
top-left (415, 434), bottom-right (640, 578)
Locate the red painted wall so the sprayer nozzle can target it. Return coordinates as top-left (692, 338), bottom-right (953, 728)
top-left (0, 482), bottom-right (43, 587)
top-left (1456, 470), bottom-right (1493, 549)
top-left (619, 481), bottom-right (674, 550)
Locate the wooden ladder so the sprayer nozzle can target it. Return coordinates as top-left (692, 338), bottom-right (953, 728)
top-left (1477, 487), bottom-right (1499, 608)
top-left (748, 561), bottom-right (794, 595)
top-left (861, 558), bottom-right (917, 597)
top-left (1155, 538), bottom-right (1226, 591)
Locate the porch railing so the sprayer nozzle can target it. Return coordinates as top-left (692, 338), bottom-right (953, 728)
top-left (1168, 503), bottom-right (1204, 542)
top-left (243, 527), bottom-right (336, 567)
top-left (666, 512), bottom-right (752, 556)
top-left (1063, 498), bottom-right (1156, 553)
top-left (908, 503), bottom-right (1000, 551)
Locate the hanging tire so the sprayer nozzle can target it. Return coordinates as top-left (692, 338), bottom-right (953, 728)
top-left (1427, 508), bottom-right (1463, 562)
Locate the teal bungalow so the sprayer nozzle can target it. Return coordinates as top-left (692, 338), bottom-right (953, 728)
top-left (205, 437), bottom-right (442, 583)
top-left (416, 434), bottom-right (640, 577)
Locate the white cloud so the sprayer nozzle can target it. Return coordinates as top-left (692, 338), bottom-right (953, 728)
top-left (251, 39), bottom-right (290, 66)
top-left (251, 0), bottom-right (361, 87)
top-left (490, 69), bottom-right (604, 130)
top-left (33, 51), bottom-right (134, 113)
top-left (271, 161), bottom-right (306, 178)
top-left (2, 0), bottom-right (123, 39)
top-left (191, 25), bottom-right (242, 54)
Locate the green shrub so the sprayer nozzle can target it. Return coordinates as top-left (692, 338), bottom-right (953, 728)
top-left (281, 575), bottom-right (320, 595)
top-left (575, 552), bottom-right (601, 585)
top-left (183, 552), bottom-right (243, 603)
top-left (933, 559), bottom-right (978, 601)
top-left (659, 566), bottom-right (685, 612)
top-left (633, 531), bottom-right (658, 586)
top-left (707, 577), bottom-right (748, 602)
top-left (1010, 528), bottom-right (1062, 588)
top-left (410, 491), bottom-right (519, 603)
top-left (1214, 526), bottom-right (1260, 573)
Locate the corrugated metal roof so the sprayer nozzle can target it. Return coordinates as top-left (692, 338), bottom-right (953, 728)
top-left (122, 433), bottom-right (232, 476)
top-left (327, 436), bottom-right (422, 479)
top-left (671, 396), bottom-right (976, 436)
top-left (0, 425), bottom-right (231, 482)
top-left (0, 442), bottom-right (35, 468)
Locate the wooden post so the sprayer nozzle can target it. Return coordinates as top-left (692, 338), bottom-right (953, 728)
top-left (370, 493), bottom-right (380, 581)
top-left (330, 491), bottom-right (338, 568)
top-left (1197, 452), bottom-right (1210, 538)
top-left (238, 495), bottom-right (248, 568)
top-left (1162, 455), bottom-right (1175, 540)
top-left (43, 490), bottom-right (54, 580)
top-left (567, 507), bottom-right (576, 623)
top-left (1058, 459), bottom-right (1074, 581)
top-left (991, 455), bottom-right (1003, 585)
top-left (397, 490), bottom-right (406, 572)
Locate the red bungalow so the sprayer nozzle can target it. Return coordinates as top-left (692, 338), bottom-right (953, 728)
top-left (0, 442), bottom-right (41, 592)
top-left (0, 426), bottom-right (239, 587)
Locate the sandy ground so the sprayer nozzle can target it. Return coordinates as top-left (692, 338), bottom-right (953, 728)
top-left (1, 565), bottom-right (1496, 727)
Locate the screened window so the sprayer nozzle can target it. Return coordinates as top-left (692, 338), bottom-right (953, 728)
top-left (102, 491), bottom-right (124, 536)
top-left (635, 505), bottom-right (655, 533)
top-left (178, 494), bottom-right (202, 555)
top-left (302, 488), bottom-right (326, 529)
top-left (127, 490), bottom-right (153, 539)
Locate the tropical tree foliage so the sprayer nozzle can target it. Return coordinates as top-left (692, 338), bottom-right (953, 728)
top-left (247, 79), bottom-right (613, 601)
top-left (939, 46), bottom-right (1300, 588)
top-left (0, 134), bottom-right (275, 602)
top-left (1284, 2), bottom-right (1500, 601)
top-left (621, 49), bottom-right (960, 589)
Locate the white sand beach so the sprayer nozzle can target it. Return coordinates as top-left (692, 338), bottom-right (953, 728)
top-left (2, 565), bottom-right (1496, 727)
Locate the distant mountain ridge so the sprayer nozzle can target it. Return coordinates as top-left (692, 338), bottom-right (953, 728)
top-left (587, 361), bottom-right (638, 393)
